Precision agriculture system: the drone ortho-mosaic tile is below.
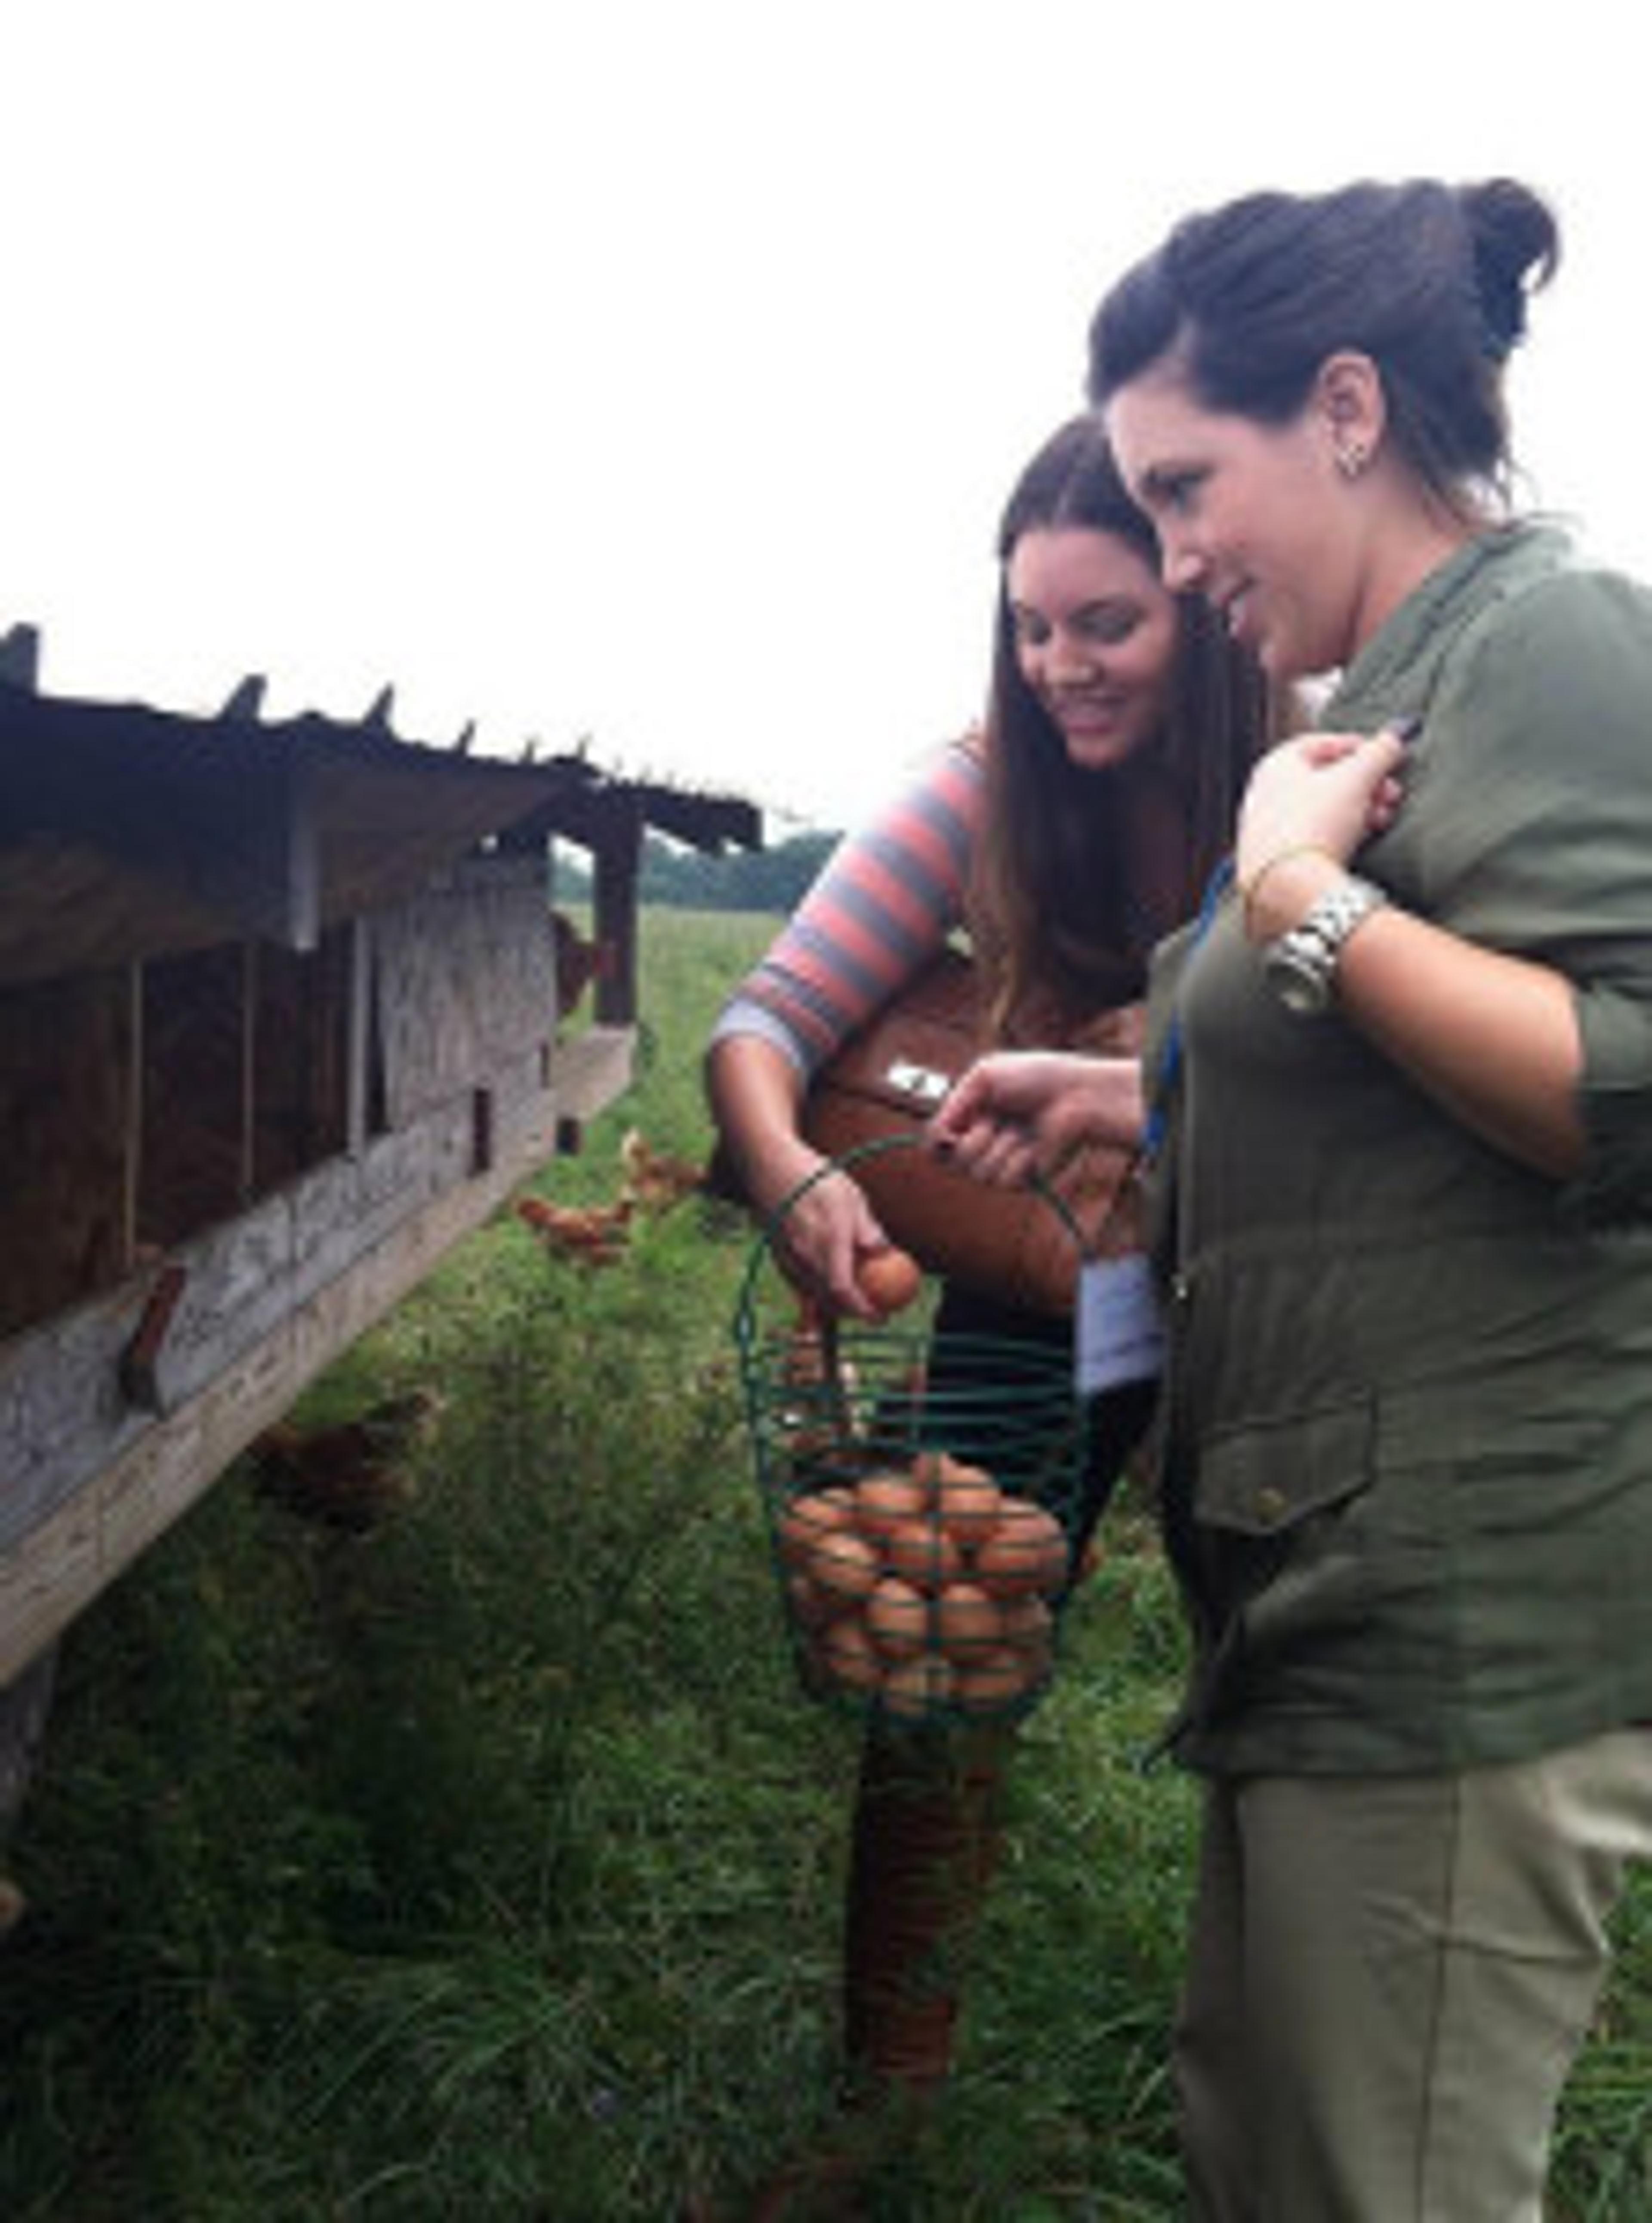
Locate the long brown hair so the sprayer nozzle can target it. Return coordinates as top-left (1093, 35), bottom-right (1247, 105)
top-left (970, 416), bottom-right (1266, 1040)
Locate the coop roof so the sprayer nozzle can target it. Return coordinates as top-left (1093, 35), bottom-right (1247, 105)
top-left (0, 639), bottom-right (760, 989)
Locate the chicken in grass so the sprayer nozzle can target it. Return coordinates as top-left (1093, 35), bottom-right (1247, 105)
top-left (247, 1389), bottom-right (441, 1533)
top-left (514, 1192), bottom-right (635, 1266)
top-left (618, 1127), bottom-right (706, 1214)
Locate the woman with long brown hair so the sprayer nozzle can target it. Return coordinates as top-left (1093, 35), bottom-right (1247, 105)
top-left (706, 416), bottom-right (1264, 2203)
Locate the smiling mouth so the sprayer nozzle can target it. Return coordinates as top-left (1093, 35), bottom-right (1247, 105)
top-left (1052, 692), bottom-right (1126, 732)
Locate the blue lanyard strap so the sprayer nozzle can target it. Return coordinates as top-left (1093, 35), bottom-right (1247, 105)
top-left (1140, 855), bottom-right (1234, 1166)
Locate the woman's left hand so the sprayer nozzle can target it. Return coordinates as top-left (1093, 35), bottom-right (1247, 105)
top-left (1236, 726), bottom-right (1408, 890)
top-left (1233, 725), bottom-right (1587, 1182)
top-left (928, 1050), bottom-right (1145, 1188)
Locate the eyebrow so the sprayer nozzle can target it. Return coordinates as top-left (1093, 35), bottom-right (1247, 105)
top-left (1010, 594), bottom-right (1140, 620)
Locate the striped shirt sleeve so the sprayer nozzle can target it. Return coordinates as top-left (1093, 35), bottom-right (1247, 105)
top-left (709, 740), bottom-right (985, 1079)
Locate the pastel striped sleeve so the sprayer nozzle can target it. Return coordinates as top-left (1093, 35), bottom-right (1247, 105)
top-left (710, 742), bottom-right (985, 1079)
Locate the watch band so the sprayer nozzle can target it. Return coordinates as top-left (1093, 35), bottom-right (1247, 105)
top-left (1263, 875), bottom-right (1389, 1016)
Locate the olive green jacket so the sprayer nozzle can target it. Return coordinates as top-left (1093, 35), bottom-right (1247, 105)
top-left (1149, 525), bottom-right (1652, 1775)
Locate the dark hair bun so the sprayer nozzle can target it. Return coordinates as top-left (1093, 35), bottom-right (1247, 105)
top-left (1461, 179), bottom-right (1559, 361)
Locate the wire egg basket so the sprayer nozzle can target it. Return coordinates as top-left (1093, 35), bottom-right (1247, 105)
top-left (734, 1139), bottom-right (1092, 1731)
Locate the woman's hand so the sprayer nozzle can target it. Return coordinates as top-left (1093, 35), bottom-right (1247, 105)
top-left (1228, 729), bottom-right (1587, 1179)
top-left (705, 1033), bottom-right (894, 1318)
top-left (928, 1051), bottom-right (1145, 1189)
top-left (1236, 727), bottom-right (1408, 892)
top-left (768, 1163), bottom-right (897, 1320)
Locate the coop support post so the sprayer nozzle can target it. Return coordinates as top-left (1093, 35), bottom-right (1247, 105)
top-left (592, 798), bottom-right (641, 1026)
top-left (346, 916), bottom-right (371, 1159)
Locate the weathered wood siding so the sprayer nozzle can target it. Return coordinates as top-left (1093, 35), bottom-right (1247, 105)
top-left (376, 861), bottom-right (558, 1127)
top-left (0, 970), bottom-right (134, 1340)
top-left (0, 853), bottom-right (579, 1685)
top-left (0, 1041), bottom-right (562, 1684)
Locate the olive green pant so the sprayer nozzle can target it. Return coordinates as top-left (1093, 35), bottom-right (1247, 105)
top-left (1177, 1728), bottom-right (1652, 2221)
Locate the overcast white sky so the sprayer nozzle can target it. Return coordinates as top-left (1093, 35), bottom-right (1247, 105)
top-left (4, 1), bottom-right (1644, 831)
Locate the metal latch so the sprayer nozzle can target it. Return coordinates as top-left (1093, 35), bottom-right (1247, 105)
top-left (883, 1059), bottom-right (951, 1106)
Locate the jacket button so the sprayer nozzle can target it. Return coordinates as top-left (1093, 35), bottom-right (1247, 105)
top-left (1254, 1485), bottom-right (1288, 1527)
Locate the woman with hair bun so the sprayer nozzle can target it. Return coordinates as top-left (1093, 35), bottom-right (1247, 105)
top-left (934, 177), bottom-right (1652, 2217)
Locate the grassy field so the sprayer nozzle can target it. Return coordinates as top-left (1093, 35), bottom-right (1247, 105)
top-left (3, 907), bottom-right (1650, 2219)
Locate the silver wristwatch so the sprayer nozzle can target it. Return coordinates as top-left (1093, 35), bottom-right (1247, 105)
top-left (1262, 876), bottom-right (1389, 1016)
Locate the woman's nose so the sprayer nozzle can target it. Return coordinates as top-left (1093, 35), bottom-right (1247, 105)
top-left (1046, 628), bottom-right (1097, 682)
top-left (1162, 536), bottom-right (1206, 594)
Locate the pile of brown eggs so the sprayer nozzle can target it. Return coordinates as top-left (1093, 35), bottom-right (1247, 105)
top-left (777, 1449), bottom-right (1070, 1722)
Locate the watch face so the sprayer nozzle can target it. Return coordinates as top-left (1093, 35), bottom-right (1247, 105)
top-left (1264, 942), bottom-right (1331, 1015)
top-left (1261, 877), bottom-right (1386, 1018)
top-left (1277, 967), bottom-right (1329, 1016)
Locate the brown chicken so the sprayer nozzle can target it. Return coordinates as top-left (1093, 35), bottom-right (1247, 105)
top-left (618, 1127), bottom-right (706, 1213)
top-left (247, 1389), bottom-right (439, 1533)
top-left (550, 910), bottom-right (611, 1022)
top-left (515, 1192), bottom-right (634, 1266)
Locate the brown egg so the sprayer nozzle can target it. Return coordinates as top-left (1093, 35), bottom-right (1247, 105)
top-left (880, 1652), bottom-right (955, 1722)
top-left (883, 1516), bottom-right (962, 1593)
top-left (954, 1643), bottom-right (1044, 1714)
top-left (854, 1470), bottom-right (927, 1539)
top-left (972, 1499), bottom-right (1068, 1599)
top-left (857, 1246), bottom-right (923, 1316)
top-left (934, 1582), bottom-right (1005, 1658)
top-left (818, 1612), bottom-right (882, 1691)
top-left (936, 1469), bottom-right (1003, 1549)
top-left (998, 1593), bottom-right (1054, 1653)
top-left (777, 1487), bottom-right (854, 1570)
top-left (865, 1575), bottom-right (930, 1659)
top-left (786, 1573), bottom-right (835, 1630)
top-left (811, 1525), bottom-right (882, 1601)
top-left (911, 1448), bottom-right (976, 1499)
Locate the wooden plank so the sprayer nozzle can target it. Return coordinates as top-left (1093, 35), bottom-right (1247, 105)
top-left (0, 1101), bottom-right (564, 1688)
top-left (376, 875), bottom-right (558, 1128)
top-left (0, 1494), bottom-right (98, 1685)
top-left (154, 1190), bottom-right (299, 1411)
top-left (118, 1262), bottom-right (189, 1413)
top-left (239, 940), bottom-right (257, 1200)
top-left (0, 1079), bottom-right (558, 1555)
top-left (549, 1026), bottom-right (636, 1124)
top-left (346, 916), bottom-right (371, 1159)
top-left (123, 960), bottom-right (143, 1270)
top-left (285, 760), bottom-right (321, 954)
top-left (591, 808), bottom-right (641, 1026)
top-left (0, 1283), bottom-right (153, 1556)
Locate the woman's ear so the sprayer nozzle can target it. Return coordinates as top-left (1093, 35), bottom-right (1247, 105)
top-left (1315, 350), bottom-right (1387, 480)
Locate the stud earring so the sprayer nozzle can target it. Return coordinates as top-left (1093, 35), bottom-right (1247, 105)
top-left (1336, 443), bottom-right (1369, 481)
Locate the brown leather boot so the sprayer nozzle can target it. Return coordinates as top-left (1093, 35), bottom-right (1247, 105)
top-left (743, 1729), bottom-right (1005, 2220)
top-left (743, 2140), bottom-right (871, 2223)
top-left (840, 1724), bottom-right (1004, 2100)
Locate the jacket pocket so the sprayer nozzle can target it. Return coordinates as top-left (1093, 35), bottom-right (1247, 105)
top-left (1195, 1394), bottom-right (1377, 1539)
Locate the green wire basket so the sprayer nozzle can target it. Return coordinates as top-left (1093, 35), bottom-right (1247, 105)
top-left (734, 1137), bottom-right (1091, 1731)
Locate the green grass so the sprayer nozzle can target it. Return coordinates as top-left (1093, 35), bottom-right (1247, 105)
top-left (3, 905), bottom-right (1650, 2219)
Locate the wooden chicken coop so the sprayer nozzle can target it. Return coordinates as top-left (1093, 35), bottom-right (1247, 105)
top-left (0, 626), bottom-right (759, 1697)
